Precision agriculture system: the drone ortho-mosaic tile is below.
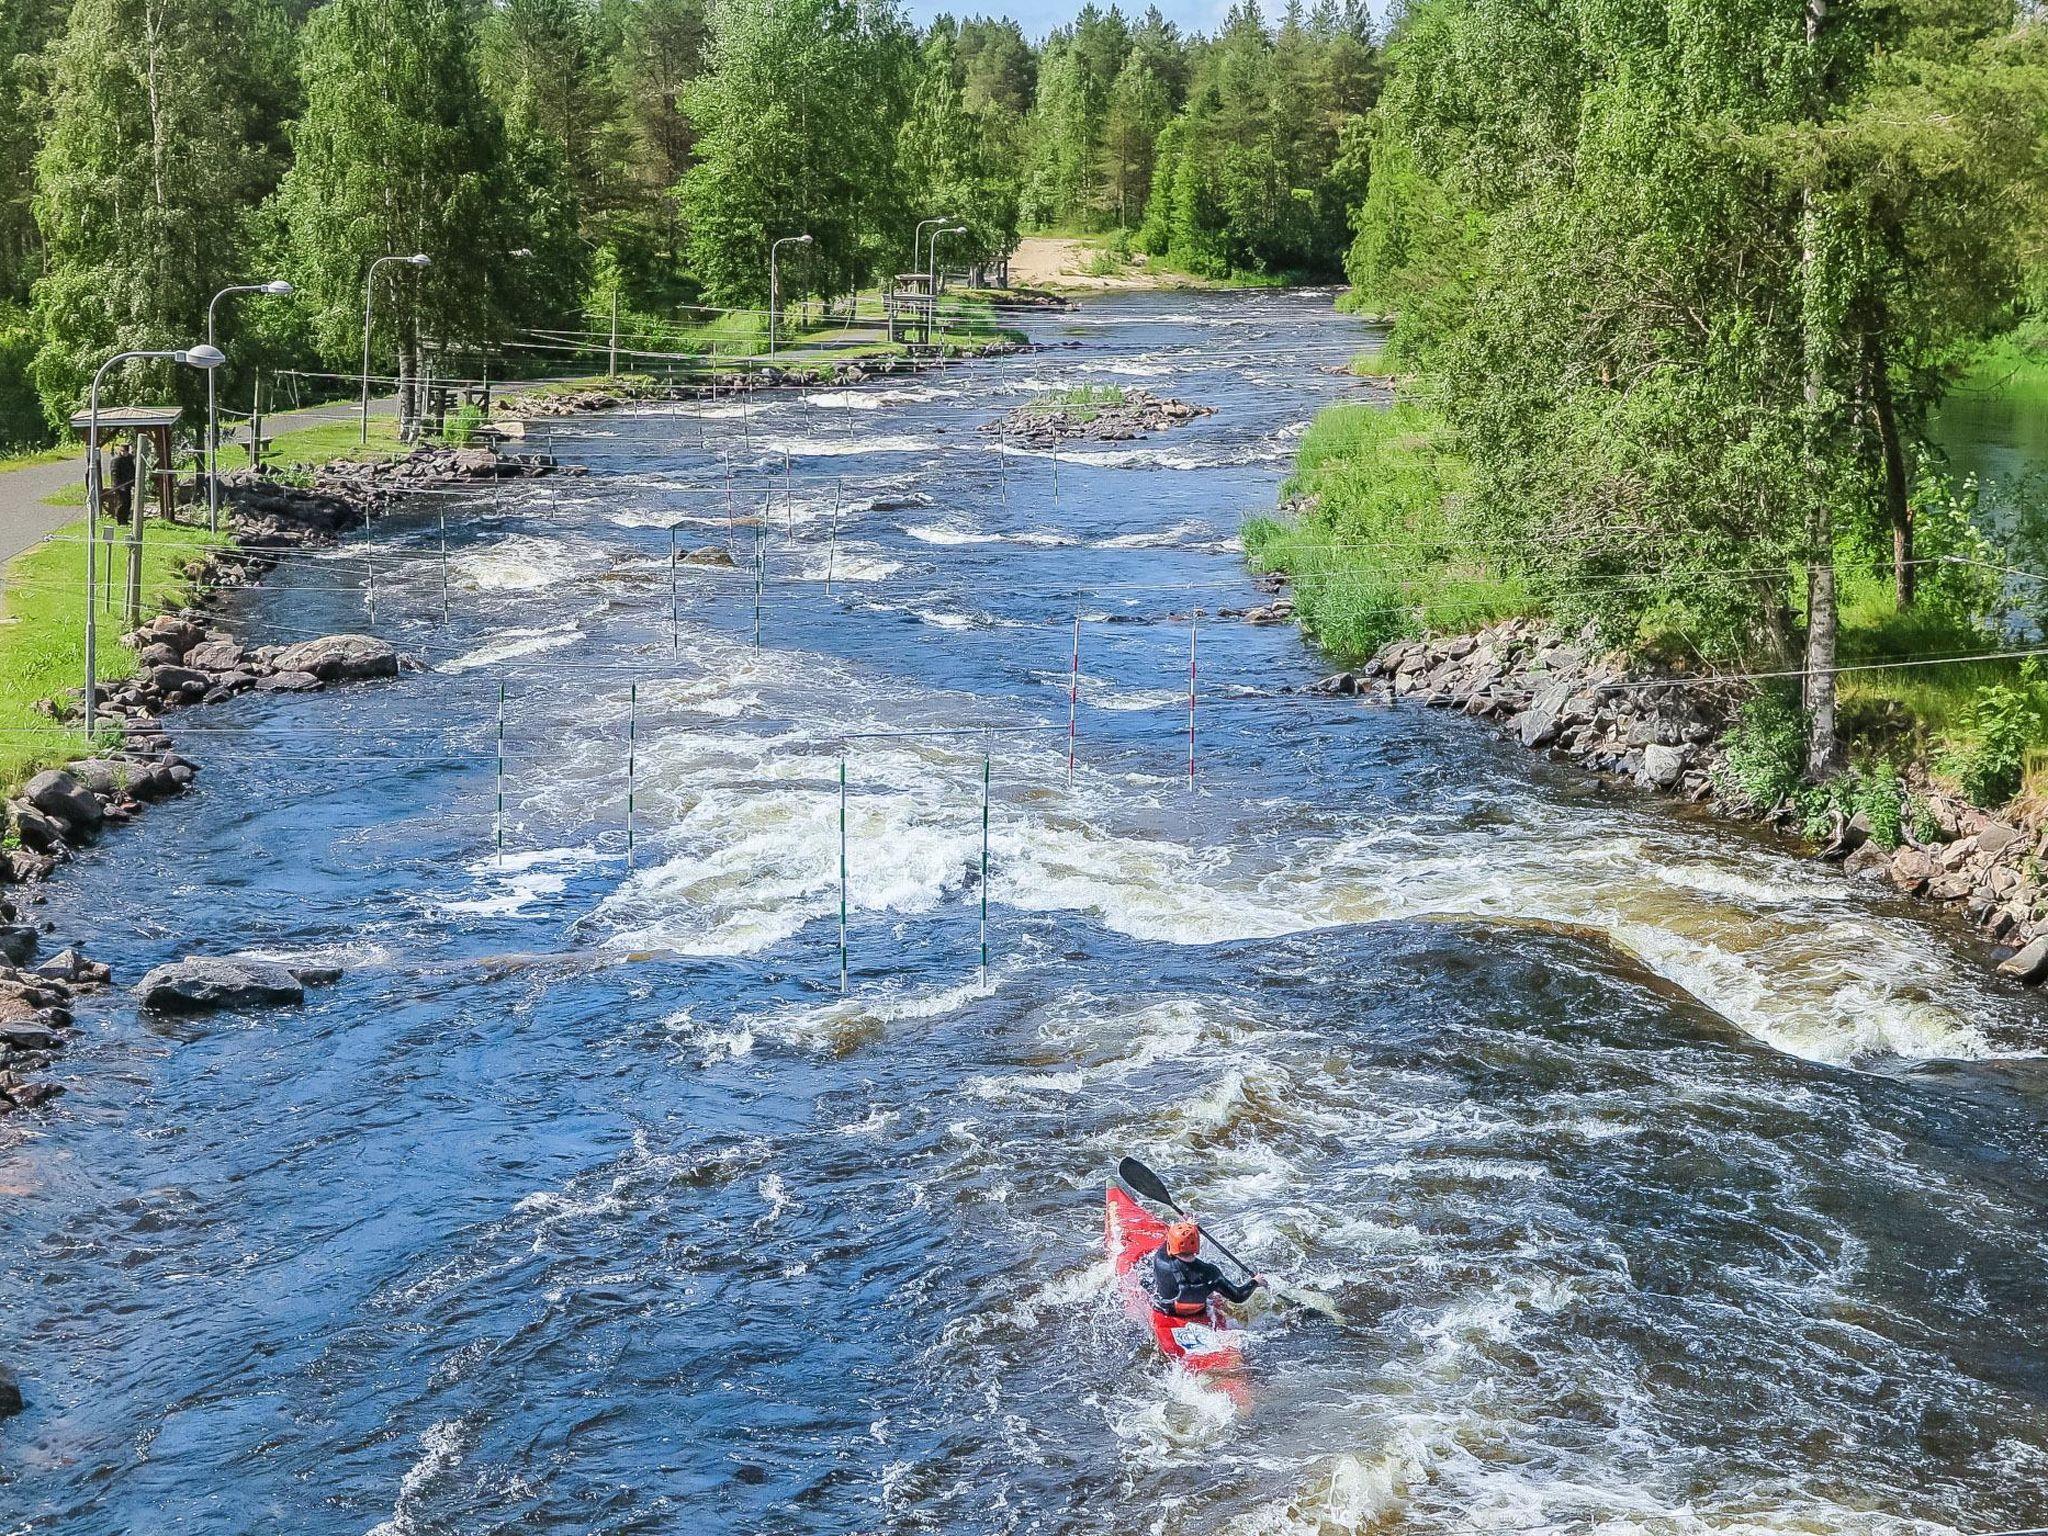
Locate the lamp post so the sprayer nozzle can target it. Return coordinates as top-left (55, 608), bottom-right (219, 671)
top-left (928, 226), bottom-right (967, 342)
top-left (912, 215), bottom-right (955, 280)
top-left (83, 343), bottom-right (225, 735)
top-left (360, 253), bottom-right (431, 444)
top-left (768, 234), bottom-right (812, 356)
top-left (206, 279), bottom-right (291, 532)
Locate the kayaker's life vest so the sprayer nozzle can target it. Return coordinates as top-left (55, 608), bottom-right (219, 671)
top-left (1150, 1246), bottom-right (1256, 1319)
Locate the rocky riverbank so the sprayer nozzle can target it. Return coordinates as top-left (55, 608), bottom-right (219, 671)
top-left (1308, 616), bottom-right (2048, 987)
top-left (982, 387), bottom-right (1214, 446)
top-left (496, 338), bottom-right (1035, 419)
top-left (0, 441), bottom-right (566, 1126)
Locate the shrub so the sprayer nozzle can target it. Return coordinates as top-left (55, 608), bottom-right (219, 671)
top-left (1715, 686), bottom-right (1808, 813)
top-left (1938, 681), bottom-right (2042, 808)
top-left (439, 402), bottom-right (486, 448)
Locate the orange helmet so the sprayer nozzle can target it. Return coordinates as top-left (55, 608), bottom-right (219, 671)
top-left (1165, 1220), bottom-right (1201, 1259)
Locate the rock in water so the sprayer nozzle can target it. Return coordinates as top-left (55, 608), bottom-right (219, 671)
top-left (23, 770), bottom-right (103, 834)
top-left (270, 634), bottom-right (400, 682)
top-left (0, 1364), bottom-right (21, 1417)
top-left (0, 925), bottom-right (36, 966)
top-left (136, 957), bottom-right (306, 1013)
top-left (1997, 936), bottom-right (2048, 985)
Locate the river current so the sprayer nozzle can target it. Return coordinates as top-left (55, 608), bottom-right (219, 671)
top-left (3, 291), bottom-right (2047, 1534)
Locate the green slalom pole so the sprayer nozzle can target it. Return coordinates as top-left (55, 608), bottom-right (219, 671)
top-left (626, 682), bottom-right (637, 867)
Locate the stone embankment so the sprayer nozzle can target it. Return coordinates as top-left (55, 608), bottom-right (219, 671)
top-left (1308, 616), bottom-right (2048, 986)
top-left (984, 387), bottom-right (1214, 447)
top-left (497, 340), bottom-right (1034, 418)
top-left (0, 441), bottom-right (552, 1123)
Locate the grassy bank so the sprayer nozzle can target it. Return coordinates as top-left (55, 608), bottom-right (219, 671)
top-left (0, 516), bottom-right (231, 789)
top-left (1253, 354), bottom-right (2048, 810)
top-left (1243, 398), bottom-right (1528, 660)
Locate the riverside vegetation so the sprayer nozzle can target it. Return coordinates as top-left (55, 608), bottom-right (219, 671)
top-left (1245, 0), bottom-right (2048, 973)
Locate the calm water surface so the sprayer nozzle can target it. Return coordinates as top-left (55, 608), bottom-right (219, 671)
top-left (3, 292), bottom-right (2047, 1535)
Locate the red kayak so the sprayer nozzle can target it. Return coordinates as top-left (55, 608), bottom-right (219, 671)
top-left (1105, 1185), bottom-right (1244, 1372)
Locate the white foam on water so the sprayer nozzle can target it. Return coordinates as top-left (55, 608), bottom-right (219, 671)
top-left (757, 432), bottom-right (935, 458)
top-left (453, 535), bottom-right (606, 593)
top-left (432, 846), bottom-right (603, 918)
top-left (364, 1419), bottom-right (466, 1536)
top-left (438, 623), bottom-right (583, 673)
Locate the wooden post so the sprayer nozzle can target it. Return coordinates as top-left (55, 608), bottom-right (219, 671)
top-left (124, 430), bottom-right (148, 628)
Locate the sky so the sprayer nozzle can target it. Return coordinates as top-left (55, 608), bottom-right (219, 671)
top-left (899, 0), bottom-right (1383, 42)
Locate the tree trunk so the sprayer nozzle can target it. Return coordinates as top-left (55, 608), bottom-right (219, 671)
top-left (1801, 0), bottom-right (1838, 781)
top-left (1869, 333), bottom-right (1913, 608)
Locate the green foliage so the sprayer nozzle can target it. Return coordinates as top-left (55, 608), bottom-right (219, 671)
top-left (1939, 680), bottom-right (2046, 809)
top-left (29, 0), bottom-right (291, 427)
top-left (1791, 761), bottom-right (1907, 846)
top-left (1246, 399), bottom-right (1527, 661)
top-left (679, 0), bottom-right (914, 306)
top-left (0, 305), bottom-right (46, 453)
top-left (439, 402), bottom-right (487, 447)
top-left (275, 0), bottom-right (536, 385)
top-left (1715, 688), bottom-right (1809, 815)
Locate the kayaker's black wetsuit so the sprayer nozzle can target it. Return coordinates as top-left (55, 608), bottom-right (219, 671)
top-left (1150, 1246), bottom-right (1257, 1319)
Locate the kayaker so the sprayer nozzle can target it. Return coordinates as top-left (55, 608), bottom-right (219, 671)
top-left (1151, 1218), bottom-right (1262, 1320)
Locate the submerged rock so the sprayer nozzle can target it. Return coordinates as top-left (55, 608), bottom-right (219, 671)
top-left (136, 957), bottom-right (305, 1013)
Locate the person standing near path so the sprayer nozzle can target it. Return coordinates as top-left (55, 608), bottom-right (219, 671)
top-left (106, 438), bottom-right (135, 523)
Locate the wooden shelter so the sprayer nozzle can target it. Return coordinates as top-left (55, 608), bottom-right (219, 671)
top-left (67, 403), bottom-right (184, 627)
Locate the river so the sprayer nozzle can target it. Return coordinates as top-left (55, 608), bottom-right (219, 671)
top-left (3, 290), bottom-right (2047, 1535)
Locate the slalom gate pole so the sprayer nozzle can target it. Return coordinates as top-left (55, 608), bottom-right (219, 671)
top-left (826, 478), bottom-right (841, 596)
top-left (669, 525), bottom-right (680, 652)
top-left (997, 425), bottom-right (1009, 508)
top-left (1068, 615), bottom-right (1080, 787)
top-left (1051, 438), bottom-right (1060, 503)
top-left (626, 682), bottom-right (637, 867)
top-left (439, 510), bottom-right (450, 625)
top-left (724, 448), bottom-right (735, 541)
top-left (1187, 617), bottom-right (1198, 789)
top-left (753, 527), bottom-right (765, 648)
top-left (495, 682), bottom-right (507, 867)
top-left (980, 747), bottom-right (991, 989)
top-left (839, 756), bottom-right (849, 994)
top-left (784, 449), bottom-right (794, 545)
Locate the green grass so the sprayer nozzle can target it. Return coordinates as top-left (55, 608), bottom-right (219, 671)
top-left (0, 516), bottom-right (231, 789)
top-left (265, 415), bottom-right (408, 471)
top-left (1244, 399), bottom-right (1531, 660)
top-left (1958, 325), bottom-right (2048, 406)
top-left (0, 442), bottom-right (70, 475)
top-left (1022, 385), bottom-right (1128, 422)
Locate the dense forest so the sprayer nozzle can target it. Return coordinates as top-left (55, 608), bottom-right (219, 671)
top-left (0, 0), bottom-right (1376, 452)
top-left (1253, 0), bottom-right (2048, 794)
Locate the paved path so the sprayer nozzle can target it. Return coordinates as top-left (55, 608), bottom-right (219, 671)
top-left (0, 396), bottom-right (392, 569)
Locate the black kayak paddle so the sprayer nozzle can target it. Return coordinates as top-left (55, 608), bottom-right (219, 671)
top-left (1117, 1155), bottom-right (1257, 1280)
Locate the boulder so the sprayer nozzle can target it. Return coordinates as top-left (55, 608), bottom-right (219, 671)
top-left (0, 926), bottom-right (36, 966)
top-left (7, 801), bottom-right (62, 854)
top-left (255, 670), bottom-right (323, 694)
top-left (33, 948), bottom-right (108, 986)
top-left (1516, 680), bottom-right (1573, 749)
top-left (1843, 841), bottom-right (1892, 881)
top-left (184, 639), bottom-right (244, 672)
top-left (452, 448), bottom-right (500, 477)
top-left (0, 1023), bottom-right (60, 1052)
top-left (136, 956), bottom-right (305, 1013)
top-left (1977, 821), bottom-right (2025, 857)
top-left (0, 1364), bottom-right (20, 1418)
top-left (681, 547), bottom-right (736, 568)
top-left (1888, 848), bottom-right (1937, 896)
top-left (1997, 935), bottom-right (2048, 985)
top-left (149, 664), bottom-right (209, 698)
top-left (1641, 743), bottom-right (1687, 790)
top-left (270, 634), bottom-right (399, 682)
top-left (22, 770), bottom-right (102, 833)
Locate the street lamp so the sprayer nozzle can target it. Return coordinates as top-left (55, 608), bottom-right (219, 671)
top-left (83, 343), bottom-right (225, 734)
top-left (913, 215), bottom-right (955, 279)
top-left (768, 234), bottom-right (812, 356)
top-left (360, 253), bottom-right (430, 444)
top-left (928, 226), bottom-right (968, 337)
top-left (206, 279), bottom-right (292, 532)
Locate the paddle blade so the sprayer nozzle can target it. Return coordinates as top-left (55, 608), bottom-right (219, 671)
top-left (1117, 1156), bottom-right (1181, 1212)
